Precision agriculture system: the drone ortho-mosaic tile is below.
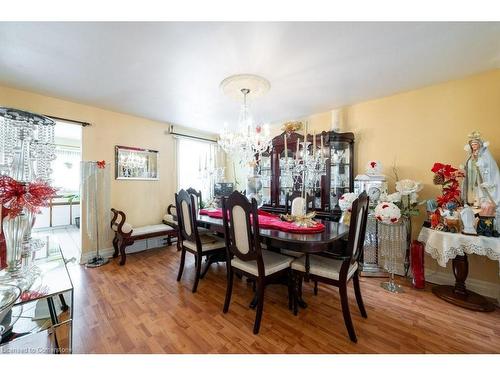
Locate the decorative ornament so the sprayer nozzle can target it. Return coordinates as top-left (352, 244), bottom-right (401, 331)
top-left (338, 192), bottom-right (358, 212)
top-left (0, 176), bottom-right (57, 218)
top-left (374, 201), bottom-right (402, 224)
top-left (279, 211), bottom-right (317, 228)
top-left (96, 160), bottom-right (106, 169)
top-left (281, 121), bottom-right (303, 135)
top-left (365, 160), bottom-right (383, 175)
top-left (431, 162), bottom-right (464, 207)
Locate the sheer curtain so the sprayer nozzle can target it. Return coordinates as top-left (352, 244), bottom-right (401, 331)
top-left (176, 137), bottom-right (224, 205)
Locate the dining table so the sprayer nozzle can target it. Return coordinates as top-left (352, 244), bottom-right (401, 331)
top-left (196, 209), bottom-right (350, 307)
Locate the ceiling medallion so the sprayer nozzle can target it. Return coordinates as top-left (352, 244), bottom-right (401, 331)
top-left (219, 74), bottom-right (271, 101)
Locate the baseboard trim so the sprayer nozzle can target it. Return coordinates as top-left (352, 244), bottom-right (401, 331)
top-left (79, 247), bottom-right (115, 265)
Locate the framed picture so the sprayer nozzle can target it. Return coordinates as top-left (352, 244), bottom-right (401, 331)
top-left (115, 145), bottom-right (159, 180)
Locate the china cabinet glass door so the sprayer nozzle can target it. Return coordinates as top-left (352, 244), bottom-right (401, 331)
top-left (259, 151), bottom-right (272, 205)
top-left (330, 140), bottom-right (351, 210)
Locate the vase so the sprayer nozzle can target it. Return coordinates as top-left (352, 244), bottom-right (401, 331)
top-left (411, 240), bottom-right (425, 289)
top-left (2, 212), bottom-right (29, 272)
top-left (339, 210), bottom-right (351, 226)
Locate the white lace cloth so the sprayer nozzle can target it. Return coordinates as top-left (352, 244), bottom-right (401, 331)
top-left (418, 227), bottom-right (500, 274)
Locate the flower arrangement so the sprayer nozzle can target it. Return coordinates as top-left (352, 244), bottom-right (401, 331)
top-left (395, 179), bottom-right (423, 217)
top-left (365, 160), bottom-right (383, 175)
top-left (338, 192), bottom-right (358, 212)
top-left (431, 162), bottom-right (464, 207)
top-left (0, 176), bottom-right (57, 218)
top-left (375, 201), bottom-right (402, 224)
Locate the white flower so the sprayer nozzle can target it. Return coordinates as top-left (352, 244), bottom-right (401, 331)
top-left (410, 192), bottom-right (418, 204)
top-left (365, 160), bottom-right (383, 175)
top-left (386, 192), bottom-right (402, 203)
top-left (338, 192), bottom-right (358, 212)
top-left (395, 179), bottom-right (422, 195)
top-left (374, 201), bottom-right (402, 225)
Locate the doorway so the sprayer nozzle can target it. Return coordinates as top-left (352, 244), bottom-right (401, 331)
top-left (33, 119), bottom-right (82, 262)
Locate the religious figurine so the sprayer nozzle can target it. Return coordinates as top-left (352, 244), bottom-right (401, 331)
top-left (461, 205), bottom-right (478, 235)
top-left (462, 131), bottom-right (500, 232)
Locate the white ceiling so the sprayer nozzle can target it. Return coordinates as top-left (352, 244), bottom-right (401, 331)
top-left (0, 22), bottom-right (499, 133)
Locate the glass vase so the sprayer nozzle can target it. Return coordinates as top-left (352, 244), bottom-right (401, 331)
top-left (2, 212), bottom-right (29, 273)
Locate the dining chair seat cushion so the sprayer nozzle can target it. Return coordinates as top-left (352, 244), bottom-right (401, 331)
top-left (183, 234), bottom-right (225, 252)
top-left (291, 255), bottom-right (358, 281)
top-left (231, 250), bottom-right (293, 277)
top-left (280, 249), bottom-right (303, 258)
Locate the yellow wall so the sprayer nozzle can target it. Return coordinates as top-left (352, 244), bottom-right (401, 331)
top-left (0, 84), bottom-right (215, 256)
top-left (345, 69), bottom-right (500, 282)
top-left (258, 69), bottom-right (500, 283)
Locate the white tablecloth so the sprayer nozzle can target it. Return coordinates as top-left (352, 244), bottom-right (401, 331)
top-left (418, 227), bottom-right (500, 274)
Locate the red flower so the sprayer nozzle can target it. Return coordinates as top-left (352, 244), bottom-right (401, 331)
top-left (382, 204), bottom-right (389, 209)
top-left (390, 217), bottom-right (398, 223)
top-left (370, 161), bottom-right (377, 168)
top-left (97, 160), bottom-right (106, 169)
top-left (376, 215), bottom-right (382, 221)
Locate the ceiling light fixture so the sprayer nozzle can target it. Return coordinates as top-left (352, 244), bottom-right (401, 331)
top-left (218, 74), bottom-right (272, 167)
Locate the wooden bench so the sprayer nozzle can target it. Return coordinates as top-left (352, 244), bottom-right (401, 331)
top-left (110, 208), bottom-right (177, 265)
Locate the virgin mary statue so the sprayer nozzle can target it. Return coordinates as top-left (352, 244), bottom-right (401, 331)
top-left (462, 131), bottom-right (500, 230)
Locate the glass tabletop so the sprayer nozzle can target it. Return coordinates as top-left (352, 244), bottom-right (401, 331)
top-left (12, 235), bottom-right (73, 306)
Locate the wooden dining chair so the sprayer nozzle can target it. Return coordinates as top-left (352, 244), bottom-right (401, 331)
top-left (291, 192), bottom-right (369, 342)
top-left (186, 187), bottom-right (202, 211)
top-left (176, 189), bottom-right (226, 293)
top-left (222, 191), bottom-right (294, 334)
top-left (285, 191), bottom-right (315, 215)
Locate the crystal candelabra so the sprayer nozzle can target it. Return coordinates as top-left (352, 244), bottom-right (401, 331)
top-left (0, 107), bottom-right (57, 283)
top-left (281, 131), bottom-right (327, 213)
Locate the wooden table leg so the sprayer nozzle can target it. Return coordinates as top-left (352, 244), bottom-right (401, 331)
top-left (432, 254), bottom-right (495, 312)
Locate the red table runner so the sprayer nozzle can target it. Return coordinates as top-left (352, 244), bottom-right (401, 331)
top-left (199, 208), bottom-right (325, 234)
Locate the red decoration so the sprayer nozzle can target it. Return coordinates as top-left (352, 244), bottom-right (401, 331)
top-left (431, 162), bottom-right (464, 207)
top-left (370, 161), bottom-right (376, 168)
top-left (97, 160), bottom-right (106, 169)
top-left (0, 176), bottom-right (58, 218)
top-left (199, 208), bottom-right (325, 234)
top-left (411, 240), bottom-right (425, 289)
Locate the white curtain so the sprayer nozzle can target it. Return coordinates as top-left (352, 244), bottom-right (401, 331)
top-left (175, 137), bottom-right (225, 204)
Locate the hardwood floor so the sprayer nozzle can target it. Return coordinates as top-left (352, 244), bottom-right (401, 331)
top-left (69, 245), bottom-right (500, 353)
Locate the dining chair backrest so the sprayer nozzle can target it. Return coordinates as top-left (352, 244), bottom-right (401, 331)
top-left (186, 187), bottom-right (202, 211)
top-left (291, 197), bottom-right (306, 216)
top-left (345, 192), bottom-right (369, 265)
top-left (222, 191), bottom-right (264, 270)
top-left (176, 189), bottom-right (200, 244)
top-left (285, 191), bottom-right (314, 214)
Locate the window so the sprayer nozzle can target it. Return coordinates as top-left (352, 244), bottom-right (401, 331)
top-left (176, 137), bottom-right (223, 205)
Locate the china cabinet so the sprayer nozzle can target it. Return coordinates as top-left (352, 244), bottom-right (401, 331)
top-left (258, 130), bottom-right (354, 221)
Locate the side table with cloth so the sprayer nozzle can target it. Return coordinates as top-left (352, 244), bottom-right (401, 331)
top-left (418, 227), bottom-right (500, 312)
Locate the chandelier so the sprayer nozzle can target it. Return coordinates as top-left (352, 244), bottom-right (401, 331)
top-left (218, 75), bottom-right (273, 166)
top-left (0, 107), bottom-right (56, 182)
